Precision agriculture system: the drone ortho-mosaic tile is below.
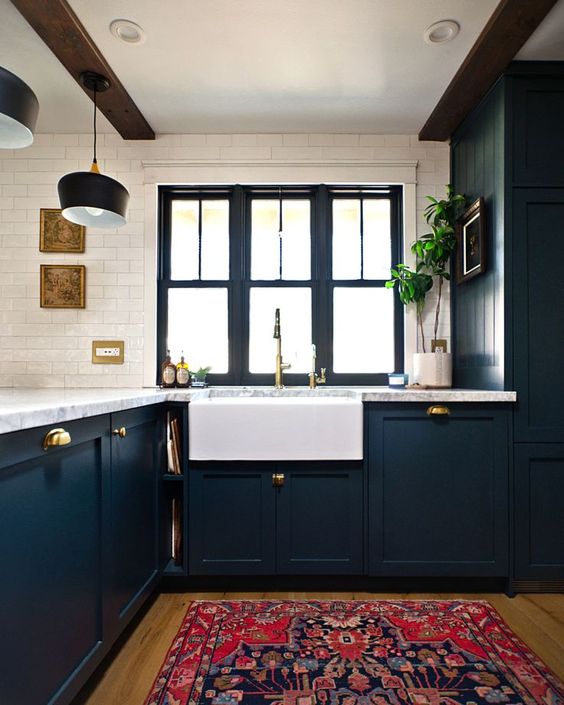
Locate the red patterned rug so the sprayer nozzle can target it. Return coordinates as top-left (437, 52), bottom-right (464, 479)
top-left (144, 600), bottom-right (564, 705)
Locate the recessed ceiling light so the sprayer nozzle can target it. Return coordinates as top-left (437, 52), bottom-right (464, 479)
top-left (109, 19), bottom-right (146, 45)
top-left (424, 20), bottom-right (460, 45)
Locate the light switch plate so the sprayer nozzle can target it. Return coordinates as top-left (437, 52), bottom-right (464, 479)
top-left (92, 340), bottom-right (125, 364)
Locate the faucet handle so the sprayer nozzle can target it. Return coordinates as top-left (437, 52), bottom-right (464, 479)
top-left (318, 367), bottom-right (326, 384)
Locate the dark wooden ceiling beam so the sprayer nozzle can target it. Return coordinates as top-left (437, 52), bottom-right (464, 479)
top-left (9, 0), bottom-right (155, 140)
top-left (419, 0), bottom-right (559, 142)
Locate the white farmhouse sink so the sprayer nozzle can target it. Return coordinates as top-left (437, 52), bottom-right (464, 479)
top-left (188, 396), bottom-right (363, 460)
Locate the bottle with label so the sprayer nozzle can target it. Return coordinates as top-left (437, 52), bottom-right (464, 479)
top-left (161, 349), bottom-right (177, 388)
top-left (176, 352), bottom-right (190, 388)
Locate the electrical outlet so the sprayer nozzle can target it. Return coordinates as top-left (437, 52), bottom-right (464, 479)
top-left (92, 340), bottom-right (124, 364)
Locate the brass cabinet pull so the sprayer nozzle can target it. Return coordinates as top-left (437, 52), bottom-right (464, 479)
top-left (112, 426), bottom-right (127, 438)
top-left (426, 405), bottom-right (450, 416)
top-left (42, 428), bottom-right (72, 451)
top-left (272, 473), bottom-right (285, 487)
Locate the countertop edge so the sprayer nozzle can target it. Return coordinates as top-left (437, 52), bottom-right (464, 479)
top-left (0, 387), bottom-right (517, 435)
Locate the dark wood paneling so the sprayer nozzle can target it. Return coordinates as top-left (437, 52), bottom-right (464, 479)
top-left (512, 73), bottom-right (564, 186)
top-left (419, 0), bottom-right (559, 141)
top-left (451, 80), bottom-right (507, 390)
top-left (515, 444), bottom-right (564, 580)
top-left (513, 189), bottom-right (564, 441)
top-left (368, 404), bottom-right (509, 577)
top-left (276, 463), bottom-right (363, 574)
top-left (9, 0), bottom-right (154, 139)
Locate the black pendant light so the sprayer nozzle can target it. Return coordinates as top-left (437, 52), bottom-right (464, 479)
top-left (0, 66), bottom-right (39, 149)
top-left (58, 72), bottom-right (129, 228)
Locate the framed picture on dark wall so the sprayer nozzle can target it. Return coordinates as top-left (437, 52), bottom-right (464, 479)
top-left (457, 197), bottom-right (485, 283)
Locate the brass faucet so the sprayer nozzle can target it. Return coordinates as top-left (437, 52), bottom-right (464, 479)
top-left (308, 344), bottom-right (326, 389)
top-left (273, 308), bottom-right (291, 389)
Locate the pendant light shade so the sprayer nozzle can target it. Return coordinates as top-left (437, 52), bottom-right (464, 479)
top-left (58, 169), bottom-right (129, 228)
top-left (58, 72), bottom-right (129, 228)
top-left (0, 66), bottom-right (39, 149)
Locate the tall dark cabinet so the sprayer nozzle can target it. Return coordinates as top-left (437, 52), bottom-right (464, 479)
top-left (451, 61), bottom-right (564, 590)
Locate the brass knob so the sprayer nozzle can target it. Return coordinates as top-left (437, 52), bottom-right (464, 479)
top-left (426, 405), bottom-right (450, 416)
top-left (113, 426), bottom-right (127, 438)
top-left (43, 428), bottom-right (72, 451)
top-left (272, 473), bottom-right (285, 487)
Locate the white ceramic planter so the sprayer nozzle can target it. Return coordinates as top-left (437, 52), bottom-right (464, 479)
top-left (413, 352), bottom-right (452, 388)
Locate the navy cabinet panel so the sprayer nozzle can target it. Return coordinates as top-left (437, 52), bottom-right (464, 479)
top-left (276, 462), bottom-right (363, 574)
top-left (515, 444), bottom-right (564, 580)
top-left (109, 405), bottom-right (161, 633)
top-left (513, 189), bottom-right (564, 442)
top-left (189, 464), bottom-right (276, 575)
top-left (0, 416), bottom-right (110, 705)
top-left (368, 404), bottom-right (509, 577)
top-left (512, 76), bottom-right (564, 186)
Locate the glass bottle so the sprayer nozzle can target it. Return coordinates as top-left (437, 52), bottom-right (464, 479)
top-left (176, 352), bottom-right (190, 388)
top-left (161, 349), bottom-right (176, 388)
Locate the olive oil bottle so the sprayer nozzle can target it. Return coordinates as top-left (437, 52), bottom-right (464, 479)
top-left (176, 352), bottom-right (190, 388)
top-left (161, 349), bottom-right (177, 388)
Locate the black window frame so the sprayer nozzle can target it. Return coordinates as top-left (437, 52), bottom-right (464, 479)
top-left (157, 183), bottom-right (403, 386)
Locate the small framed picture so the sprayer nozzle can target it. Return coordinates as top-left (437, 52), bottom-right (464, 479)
top-left (40, 208), bottom-right (85, 253)
top-left (40, 264), bottom-right (86, 309)
top-left (457, 197), bottom-right (485, 284)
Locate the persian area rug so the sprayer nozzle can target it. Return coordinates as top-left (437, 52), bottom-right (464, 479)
top-left (144, 600), bottom-right (564, 705)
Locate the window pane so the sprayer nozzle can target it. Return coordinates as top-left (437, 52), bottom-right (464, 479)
top-left (170, 201), bottom-right (199, 280)
top-left (170, 199), bottom-right (230, 280)
top-left (332, 199), bottom-right (361, 280)
top-left (167, 288), bottom-right (228, 373)
top-left (201, 200), bottom-right (230, 280)
top-left (251, 199), bottom-right (311, 280)
top-left (363, 199), bottom-right (391, 279)
top-left (249, 288), bottom-right (312, 373)
top-left (333, 287), bottom-right (394, 373)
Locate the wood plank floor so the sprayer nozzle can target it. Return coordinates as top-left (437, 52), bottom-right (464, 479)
top-left (75, 591), bottom-right (564, 705)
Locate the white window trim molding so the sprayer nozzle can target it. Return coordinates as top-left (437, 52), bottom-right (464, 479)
top-left (142, 159), bottom-right (418, 387)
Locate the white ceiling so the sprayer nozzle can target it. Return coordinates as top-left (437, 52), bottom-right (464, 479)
top-left (0, 0), bottom-right (562, 136)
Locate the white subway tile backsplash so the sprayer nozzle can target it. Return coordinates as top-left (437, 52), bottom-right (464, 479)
top-left (0, 131), bottom-right (448, 387)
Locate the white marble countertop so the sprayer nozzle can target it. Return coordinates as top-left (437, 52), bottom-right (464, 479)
top-left (0, 386), bottom-right (517, 434)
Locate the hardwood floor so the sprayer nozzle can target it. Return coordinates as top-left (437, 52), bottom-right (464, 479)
top-left (75, 591), bottom-right (564, 705)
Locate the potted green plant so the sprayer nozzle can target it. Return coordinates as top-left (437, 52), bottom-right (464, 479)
top-left (191, 366), bottom-right (212, 387)
top-left (386, 185), bottom-right (466, 387)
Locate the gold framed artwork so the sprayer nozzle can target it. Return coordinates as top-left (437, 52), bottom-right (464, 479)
top-left (39, 208), bottom-right (85, 253)
top-left (40, 264), bottom-right (86, 309)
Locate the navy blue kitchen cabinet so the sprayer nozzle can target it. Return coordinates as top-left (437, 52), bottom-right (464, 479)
top-left (0, 405), bottom-right (163, 705)
top-left (0, 415), bottom-right (111, 705)
top-left (367, 404), bottom-right (509, 577)
top-left (276, 462), bottom-right (363, 574)
top-left (188, 461), bottom-right (364, 575)
top-left (189, 462), bottom-right (277, 575)
top-left (452, 63), bottom-right (564, 588)
top-left (514, 444), bottom-right (564, 582)
top-left (108, 405), bottom-right (162, 636)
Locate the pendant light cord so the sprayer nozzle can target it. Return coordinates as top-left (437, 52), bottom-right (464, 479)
top-left (92, 86), bottom-right (97, 166)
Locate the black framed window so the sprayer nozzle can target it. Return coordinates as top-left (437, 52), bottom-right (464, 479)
top-left (158, 184), bottom-right (403, 385)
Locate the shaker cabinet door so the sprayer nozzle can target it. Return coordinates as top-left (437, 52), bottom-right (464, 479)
top-left (368, 404), bottom-right (509, 577)
top-left (109, 405), bottom-right (161, 635)
top-left (276, 462), bottom-right (364, 574)
top-left (188, 463), bottom-right (276, 575)
top-left (0, 416), bottom-right (110, 705)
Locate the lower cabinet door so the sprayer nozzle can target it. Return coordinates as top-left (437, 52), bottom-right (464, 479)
top-left (189, 463), bottom-right (276, 575)
top-left (0, 416), bottom-right (110, 705)
top-left (515, 444), bottom-right (564, 580)
top-left (276, 462), bottom-right (364, 574)
top-left (109, 405), bottom-right (161, 633)
top-left (368, 404), bottom-right (509, 577)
